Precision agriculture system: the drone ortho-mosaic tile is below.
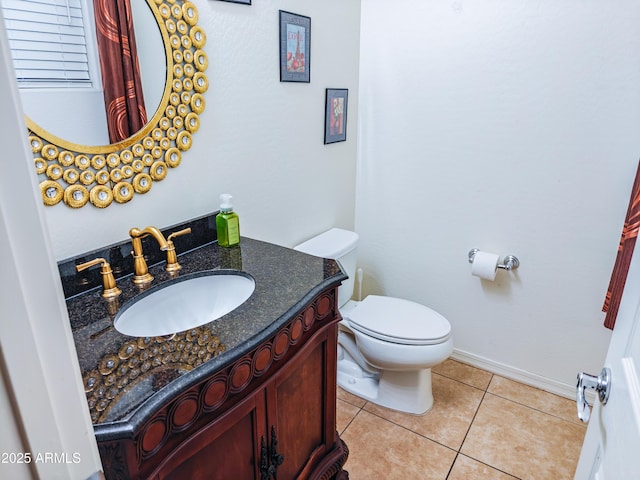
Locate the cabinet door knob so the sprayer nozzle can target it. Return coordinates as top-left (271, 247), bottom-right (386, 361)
top-left (260, 429), bottom-right (285, 480)
top-left (260, 436), bottom-right (270, 480)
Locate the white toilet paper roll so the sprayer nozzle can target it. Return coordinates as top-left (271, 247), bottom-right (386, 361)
top-left (471, 251), bottom-right (500, 281)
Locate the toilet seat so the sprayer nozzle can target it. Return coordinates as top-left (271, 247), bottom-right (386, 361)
top-left (347, 295), bottom-right (451, 346)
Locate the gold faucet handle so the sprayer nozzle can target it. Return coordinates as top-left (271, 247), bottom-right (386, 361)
top-left (76, 258), bottom-right (122, 299)
top-left (165, 228), bottom-right (192, 273)
top-left (76, 257), bottom-right (106, 272)
top-left (167, 227), bottom-right (192, 243)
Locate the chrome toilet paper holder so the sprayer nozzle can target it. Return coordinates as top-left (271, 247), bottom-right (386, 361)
top-left (468, 248), bottom-right (520, 271)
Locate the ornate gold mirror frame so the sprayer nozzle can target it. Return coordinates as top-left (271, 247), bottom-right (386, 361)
top-left (29, 0), bottom-right (208, 209)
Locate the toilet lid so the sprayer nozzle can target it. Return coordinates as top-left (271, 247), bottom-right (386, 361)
top-left (347, 295), bottom-right (451, 346)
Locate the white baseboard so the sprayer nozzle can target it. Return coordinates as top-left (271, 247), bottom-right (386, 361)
top-left (450, 348), bottom-right (594, 403)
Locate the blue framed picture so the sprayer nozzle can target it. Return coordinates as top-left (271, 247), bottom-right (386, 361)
top-left (279, 11), bottom-right (310, 83)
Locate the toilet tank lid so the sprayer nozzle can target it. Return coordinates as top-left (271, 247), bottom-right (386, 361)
top-left (293, 228), bottom-right (359, 259)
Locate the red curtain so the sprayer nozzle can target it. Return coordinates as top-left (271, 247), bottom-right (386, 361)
top-left (603, 160), bottom-right (640, 330)
top-left (93, 0), bottom-right (147, 143)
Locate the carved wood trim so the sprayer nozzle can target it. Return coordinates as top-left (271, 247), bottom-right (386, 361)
top-left (134, 288), bottom-right (338, 464)
top-left (310, 436), bottom-right (350, 480)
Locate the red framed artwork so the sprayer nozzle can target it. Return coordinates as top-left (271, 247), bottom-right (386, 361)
top-left (324, 89), bottom-right (348, 144)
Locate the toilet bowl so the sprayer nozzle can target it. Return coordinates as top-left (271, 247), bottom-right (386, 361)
top-left (294, 228), bottom-right (453, 415)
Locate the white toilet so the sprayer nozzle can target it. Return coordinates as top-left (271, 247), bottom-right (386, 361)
top-left (294, 228), bottom-right (453, 415)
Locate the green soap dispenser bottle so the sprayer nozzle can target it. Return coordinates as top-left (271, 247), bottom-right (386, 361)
top-left (216, 193), bottom-right (240, 247)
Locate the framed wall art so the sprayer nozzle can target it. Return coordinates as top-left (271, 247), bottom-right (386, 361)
top-left (324, 89), bottom-right (348, 144)
top-left (279, 11), bottom-right (310, 83)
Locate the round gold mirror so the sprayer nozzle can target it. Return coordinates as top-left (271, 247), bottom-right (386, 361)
top-left (26, 0), bottom-right (208, 209)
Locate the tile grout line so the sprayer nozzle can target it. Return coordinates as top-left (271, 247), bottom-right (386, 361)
top-left (457, 373), bottom-right (492, 453)
top-left (444, 371), bottom-right (494, 480)
top-left (484, 391), bottom-right (586, 428)
top-left (436, 368), bottom-right (585, 428)
top-left (449, 453), bottom-right (523, 480)
top-left (444, 452), bottom-right (460, 479)
top-left (338, 397), bottom-right (367, 410)
top-left (337, 402), bottom-right (364, 436)
top-left (432, 369), bottom-right (493, 393)
top-left (447, 373), bottom-right (524, 479)
top-left (456, 375), bottom-right (568, 480)
top-left (448, 373), bottom-right (523, 480)
top-left (356, 402), bottom-right (460, 456)
top-left (339, 412), bottom-right (357, 437)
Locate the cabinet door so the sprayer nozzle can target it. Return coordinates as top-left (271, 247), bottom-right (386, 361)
top-left (151, 390), bottom-right (267, 480)
top-left (268, 327), bottom-right (336, 480)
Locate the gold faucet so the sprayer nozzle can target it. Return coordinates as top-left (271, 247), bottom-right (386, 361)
top-left (129, 226), bottom-right (170, 285)
top-left (165, 227), bottom-right (192, 273)
top-left (76, 258), bottom-right (121, 299)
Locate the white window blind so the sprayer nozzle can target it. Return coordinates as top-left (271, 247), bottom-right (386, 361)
top-left (1, 0), bottom-right (92, 87)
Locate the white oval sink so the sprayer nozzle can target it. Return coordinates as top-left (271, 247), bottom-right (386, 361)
top-left (114, 272), bottom-right (255, 337)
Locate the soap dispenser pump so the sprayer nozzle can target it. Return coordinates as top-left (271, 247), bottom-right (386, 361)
top-left (216, 193), bottom-right (240, 247)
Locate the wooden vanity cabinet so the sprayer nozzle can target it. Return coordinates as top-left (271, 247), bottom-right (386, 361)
top-left (98, 287), bottom-right (349, 480)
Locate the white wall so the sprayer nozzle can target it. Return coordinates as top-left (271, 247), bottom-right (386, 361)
top-left (357, 0), bottom-right (640, 392)
top-left (42, 0), bottom-right (361, 260)
top-left (0, 17), bottom-right (103, 478)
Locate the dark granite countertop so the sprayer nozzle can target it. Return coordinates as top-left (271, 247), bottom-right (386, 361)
top-left (62, 215), bottom-right (345, 441)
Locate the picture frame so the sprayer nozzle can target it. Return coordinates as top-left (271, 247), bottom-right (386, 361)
top-left (279, 11), bottom-right (310, 83)
top-left (324, 89), bottom-right (348, 144)
top-left (215, 0), bottom-right (251, 4)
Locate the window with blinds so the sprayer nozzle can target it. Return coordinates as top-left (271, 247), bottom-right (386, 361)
top-left (1, 0), bottom-right (94, 88)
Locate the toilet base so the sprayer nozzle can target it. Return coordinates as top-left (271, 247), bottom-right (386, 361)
top-left (337, 345), bottom-right (434, 415)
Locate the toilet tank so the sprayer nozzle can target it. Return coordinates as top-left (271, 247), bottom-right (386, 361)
top-left (293, 228), bottom-right (359, 308)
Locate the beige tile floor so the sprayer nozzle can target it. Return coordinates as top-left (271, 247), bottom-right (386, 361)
top-left (337, 359), bottom-right (586, 480)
